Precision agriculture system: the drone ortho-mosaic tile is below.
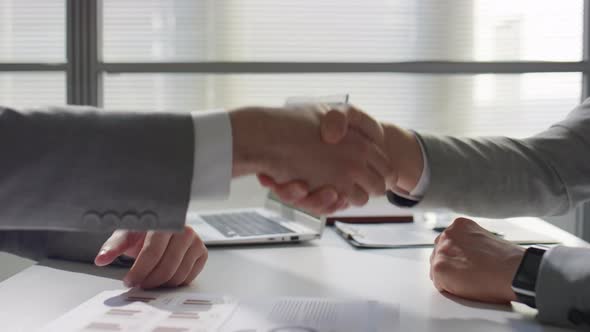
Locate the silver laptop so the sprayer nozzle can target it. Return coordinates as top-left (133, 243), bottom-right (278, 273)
top-left (188, 194), bottom-right (326, 245)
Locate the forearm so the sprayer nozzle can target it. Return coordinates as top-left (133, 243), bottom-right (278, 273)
top-left (409, 99), bottom-right (590, 217)
top-left (0, 106), bottom-right (194, 232)
top-left (416, 132), bottom-right (570, 217)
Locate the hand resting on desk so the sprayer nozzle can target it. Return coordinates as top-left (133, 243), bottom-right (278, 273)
top-left (94, 226), bottom-right (207, 289)
top-left (429, 217), bottom-right (525, 304)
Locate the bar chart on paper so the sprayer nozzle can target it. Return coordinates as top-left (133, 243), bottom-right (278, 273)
top-left (41, 289), bottom-right (399, 332)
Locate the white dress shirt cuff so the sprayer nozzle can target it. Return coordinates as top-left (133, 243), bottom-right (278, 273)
top-left (391, 131), bottom-right (431, 201)
top-left (190, 110), bottom-right (232, 200)
top-left (409, 133), bottom-right (431, 198)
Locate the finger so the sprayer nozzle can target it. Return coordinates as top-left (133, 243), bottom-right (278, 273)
top-left (294, 188), bottom-right (339, 215)
top-left (429, 248), bottom-right (436, 265)
top-left (181, 252), bottom-right (209, 286)
top-left (95, 230), bottom-right (136, 267)
top-left (270, 181), bottom-right (309, 204)
top-left (162, 238), bottom-right (207, 288)
top-left (429, 249), bottom-right (436, 280)
top-left (364, 164), bottom-right (387, 196)
top-left (365, 142), bottom-right (393, 180)
top-left (348, 185), bottom-right (369, 206)
top-left (326, 195), bottom-right (349, 214)
top-left (123, 231), bottom-right (172, 288)
top-left (140, 228), bottom-right (196, 289)
top-left (434, 234), bottom-right (442, 245)
top-left (257, 174), bottom-right (277, 188)
top-left (430, 257), bottom-right (447, 292)
top-left (321, 109), bottom-right (348, 144)
top-left (342, 105), bottom-right (385, 145)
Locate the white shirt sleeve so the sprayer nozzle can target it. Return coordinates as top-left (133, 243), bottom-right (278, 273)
top-left (409, 133), bottom-right (431, 198)
top-left (189, 110), bottom-right (233, 200)
top-left (390, 131), bottom-right (431, 200)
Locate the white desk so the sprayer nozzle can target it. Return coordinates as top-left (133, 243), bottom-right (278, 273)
top-left (0, 217), bottom-right (586, 332)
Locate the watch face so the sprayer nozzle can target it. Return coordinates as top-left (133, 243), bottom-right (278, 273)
top-left (513, 248), bottom-right (545, 291)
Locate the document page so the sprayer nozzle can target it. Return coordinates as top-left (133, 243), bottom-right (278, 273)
top-left (42, 289), bottom-right (399, 332)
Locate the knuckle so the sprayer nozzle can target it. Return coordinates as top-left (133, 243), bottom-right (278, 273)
top-left (452, 217), bottom-right (473, 227)
top-left (436, 242), bottom-right (454, 256)
top-left (431, 259), bottom-right (449, 275)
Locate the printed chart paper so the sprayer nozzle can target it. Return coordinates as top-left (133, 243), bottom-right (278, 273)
top-left (42, 289), bottom-right (399, 332)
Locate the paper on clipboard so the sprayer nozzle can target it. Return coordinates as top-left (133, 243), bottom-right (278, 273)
top-left (335, 217), bottom-right (560, 248)
top-left (335, 221), bottom-right (438, 248)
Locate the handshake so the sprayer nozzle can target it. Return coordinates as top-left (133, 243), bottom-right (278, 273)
top-left (229, 104), bottom-right (425, 214)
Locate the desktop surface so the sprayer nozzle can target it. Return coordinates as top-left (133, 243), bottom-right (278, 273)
top-left (0, 219), bottom-right (585, 332)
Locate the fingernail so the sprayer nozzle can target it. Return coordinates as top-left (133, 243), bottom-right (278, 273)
top-left (123, 277), bottom-right (135, 288)
top-left (97, 249), bottom-right (107, 257)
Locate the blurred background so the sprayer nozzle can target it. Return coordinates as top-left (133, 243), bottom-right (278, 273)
top-left (0, 0), bottom-right (586, 237)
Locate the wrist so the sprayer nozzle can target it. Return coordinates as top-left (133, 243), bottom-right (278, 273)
top-left (383, 124), bottom-right (423, 193)
top-left (504, 247), bottom-right (527, 302)
top-left (229, 107), bottom-right (276, 177)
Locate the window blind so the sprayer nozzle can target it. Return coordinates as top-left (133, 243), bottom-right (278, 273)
top-left (101, 0), bottom-right (584, 137)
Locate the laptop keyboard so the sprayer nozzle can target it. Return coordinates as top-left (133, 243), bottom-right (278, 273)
top-left (201, 212), bottom-right (294, 238)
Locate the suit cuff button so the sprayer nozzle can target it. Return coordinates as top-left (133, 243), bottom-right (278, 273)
top-left (140, 211), bottom-right (158, 228)
top-left (82, 212), bottom-right (101, 230)
top-left (101, 212), bottom-right (120, 229)
top-left (121, 213), bottom-right (140, 229)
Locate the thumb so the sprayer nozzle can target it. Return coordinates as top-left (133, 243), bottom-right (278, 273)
top-left (344, 105), bottom-right (385, 146)
top-left (94, 230), bottom-right (136, 267)
top-left (321, 109), bottom-right (348, 144)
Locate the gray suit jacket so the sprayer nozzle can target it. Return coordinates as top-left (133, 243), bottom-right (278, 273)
top-left (415, 99), bottom-right (590, 328)
top-left (0, 105), bottom-right (194, 263)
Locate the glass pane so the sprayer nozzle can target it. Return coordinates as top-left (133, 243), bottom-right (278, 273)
top-left (0, 0), bottom-right (65, 62)
top-left (103, 73), bottom-right (581, 138)
top-left (0, 73), bottom-right (66, 108)
top-left (102, 0), bottom-right (582, 62)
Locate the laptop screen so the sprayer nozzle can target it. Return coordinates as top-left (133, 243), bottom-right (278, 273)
top-left (267, 192), bottom-right (322, 220)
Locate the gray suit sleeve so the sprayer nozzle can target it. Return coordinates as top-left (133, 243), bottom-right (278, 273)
top-left (416, 99), bottom-right (590, 217)
top-left (0, 230), bottom-right (108, 262)
top-left (536, 246), bottom-right (590, 328)
top-left (0, 105), bottom-right (194, 232)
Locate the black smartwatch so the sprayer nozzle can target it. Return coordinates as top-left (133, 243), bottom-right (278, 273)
top-left (511, 246), bottom-right (547, 308)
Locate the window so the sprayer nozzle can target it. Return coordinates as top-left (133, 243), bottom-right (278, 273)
top-left (0, 0), bottom-right (586, 138)
top-left (0, 0), bottom-right (66, 107)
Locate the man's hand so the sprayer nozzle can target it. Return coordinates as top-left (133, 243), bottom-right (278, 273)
top-left (257, 105), bottom-right (423, 214)
top-left (94, 226), bottom-right (208, 289)
top-left (230, 105), bottom-right (392, 207)
top-left (429, 218), bottom-right (525, 304)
